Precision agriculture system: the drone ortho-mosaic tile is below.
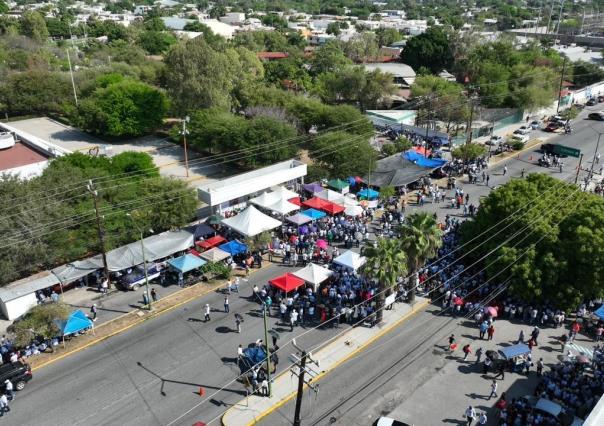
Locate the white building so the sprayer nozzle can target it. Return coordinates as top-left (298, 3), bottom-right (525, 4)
top-left (220, 12), bottom-right (245, 25)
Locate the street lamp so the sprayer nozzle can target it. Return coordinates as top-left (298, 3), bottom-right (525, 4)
top-left (126, 213), bottom-right (153, 311)
top-left (180, 116), bottom-right (190, 178)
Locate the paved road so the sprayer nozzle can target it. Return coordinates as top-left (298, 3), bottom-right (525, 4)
top-left (9, 107), bottom-right (604, 426)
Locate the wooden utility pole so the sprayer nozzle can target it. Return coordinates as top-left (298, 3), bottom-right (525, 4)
top-left (87, 181), bottom-right (110, 287)
top-left (181, 116), bottom-right (190, 178)
top-left (293, 351), bottom-right (307, 426)
top-left (574, 154), bottom-right (584, 185)
top-left (556, 56), bottom-right (567, 114)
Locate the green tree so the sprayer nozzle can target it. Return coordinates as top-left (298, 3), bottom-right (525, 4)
top-left (326, 22), bottom-right (341, 36)
top-left (309, 130), bottom-right (378, 178)
top-left (76, 79), bottom-right (168, 137)
top-left (183, 21), bottom-right (225, 48)
top-left (363, 238), bottom-right (407, 323)
top-left (10, 303), bottom-right (70, 348)
top-left (375, 27), bottom-right (402, 47)
top-left (399, 212), bottom-right (443, 302)
top-left (571, 60), bottom-right (604, 87)
top-left (310, 40), bottom-right (352, 75)
top-left (0, 0), bottom-right (9, 13)
top-left (400, 27), bottom-right (453, 74)
top-left (138, 30), bottom-right (176, 54)
top-left (474, 62), bottom-right (511, 107)
top-left (0, 70), bottom-right (72, 115)
top-left (343, 32), bottom-right (380, 63)
top-left (19, 11), bottom-right (49, 42)
top-left (451, 143), bottom-right (487, 161)
top-left (143, 16), bottom-right (166, 31)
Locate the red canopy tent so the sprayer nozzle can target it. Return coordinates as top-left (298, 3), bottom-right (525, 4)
top-left (196, 235), bottom-right (226, 250)
top-left (269, 273), bottom-right (305, 293)
top-left (189, 248), bottom-right (203, 257)
top-left (321, 202), bottom-right (345, 215)
top-left (302, 197), bottom-right (330, 210)
top-left (288, 197), bottom-right (302, 206)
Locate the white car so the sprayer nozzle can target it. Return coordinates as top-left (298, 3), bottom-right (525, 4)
top-left (374, 417), bottom-right (413, 426)
top-left (486, 135), bottom-right (503, 145)
top-left (514, 126), bottom-right (531, 135)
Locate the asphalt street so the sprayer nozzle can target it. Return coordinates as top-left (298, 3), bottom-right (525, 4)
top-left (8, 106), bottom-right (604, 426)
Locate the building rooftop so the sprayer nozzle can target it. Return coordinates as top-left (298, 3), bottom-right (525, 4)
top-left (0, 141), bottom-right (48, 172)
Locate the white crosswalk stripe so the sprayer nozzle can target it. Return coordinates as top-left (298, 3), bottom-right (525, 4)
top-left (565, 342), bottom-right (594, 358)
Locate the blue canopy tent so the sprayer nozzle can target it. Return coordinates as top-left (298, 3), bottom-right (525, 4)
top-left (498, 343), bottom-right (530, 360)
top-left (219, 240), bottom-right (248, 256)
top-left (403, 150), bottom-right (448, 168)
top-left (595, 305), bottom-right (604, 321)
top-left (301, 208), bottom-right (326, 220)
top-left (168, 254), bottom-right (207, 273)
top-left (54, 309), bottom-right (94, 346)
top-left (357, 188), bottom-right (379, 199)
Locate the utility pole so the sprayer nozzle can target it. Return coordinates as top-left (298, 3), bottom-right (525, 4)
top-left (556, 56), bottom-right (567, 114)
top-left (262, 303), bottom-right (272, 397)
top-left (588, 132), bottom-right (603, 180)
top-left (181, 116), bottom-right (190, 178)
top-left (464, 94), bottom-right (477, 165)
top-left (291, 340), bottom-right (320, 426)
top-left (554, 0), bottom-right (567, 40)
top-left (574, 154), bottom-right (584, 185)
top-left (87, 180), bottom-right (110, 288)
top-left (424, 94), bottom-right (433, 141)
top-left (66, 48), bottom-right (78, 107)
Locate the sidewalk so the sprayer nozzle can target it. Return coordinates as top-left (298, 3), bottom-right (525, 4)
top-left (221, 297), bottom-right (430, 426)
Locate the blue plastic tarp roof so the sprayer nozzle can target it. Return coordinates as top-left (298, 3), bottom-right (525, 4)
top-left (498, 343), bottom-right (530, 360)
top-left (219, 240), bottom-right (248, 256)
top-left (595, 304), bottom-right (604, 321)
top-left (301, 208), bottom-right (326, 220)
top-left (243, 346), bottom-right (266, 364)
top-left (403, 151), bottom-right (448, 168)
top-left (358, 188), bottom-right (379, 199)
top-left (168, 254), bottom-right (207, 273)
top-left (55, 309), bottom-right (94, 336)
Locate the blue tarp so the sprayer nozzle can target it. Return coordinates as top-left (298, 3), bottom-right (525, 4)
top-left (55, 310), bottom-right (93, 336)
top-left (168, 254), bottom-right (207, 273)
top-left (498, 343), bottom-right (530, 360)
top-left (301, 208), bottom-right (327, 220)
top-left (219, 240), bottom-right (248, 256)
top-left (243, 346), bottom-right (266, 364)
top-left (595, 304), bottom-right (604, 321)
top-left (403, 151), bottom-right (448, 168)
top-left (358, 188), bottom-right (379, 199)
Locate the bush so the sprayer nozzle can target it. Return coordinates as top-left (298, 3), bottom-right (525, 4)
top-left (511, 140), bottom-right (525, 150)
top-left (10, 303), bottom-right (70, 348)
top-left (200, 262), bottom-right (232, 279)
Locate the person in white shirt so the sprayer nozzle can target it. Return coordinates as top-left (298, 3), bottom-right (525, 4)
top-left (4, 380), bottom-right (13, 401)
top-left (204, 304), bottom-right (211, 322)
top-left (464, 406), bottom-right (476, 425)
top-left (478, 412), bottom-right (487, 425)
top-left (0, 393), bottom-right (9, 416)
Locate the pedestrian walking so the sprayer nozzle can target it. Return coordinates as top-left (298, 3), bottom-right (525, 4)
top-left (151, 288), bottom-right (158, 303)
top-left (90, 304), bottom-right (97, 322)
top-left (486, 174), bottom-right (490, 186)
top-left (487, 324), bottom-right (495, 341)
top-left (483, 356), bottom-right (492, 374)
top-left (494, 364), bottom-right (505, 380)
top-left (479, 321), bottom-right (488, 339)
top-left (531, 326), bottom-right (540, 345)
top-left (290, 310), bottom-right (298, 331)
top-left (462, 344), bottom-right (472, 360)
top-left (235, 317), bottom-right (241, 333)
top-left (488, 379), bottom-right (498, 399)
top-left (447, 334), bottom-right (456, 352)
top-left (518, 329), bottom-right (524, 344)
top-left (226, 279), bottom-right (232, 294)
top-left (0, 393), bottom-right (9, 416)
top-left (464, 406), bottom-right (476, 426)
top-left (475, 347), bottom-right (483, 364)
top-left (478, 412), bottom-right (488, 425)
top-left (536, 358), bottom-right (544, 376)
top-left (237, 344), bottom-right (243, 360)
top-left (3, 380), bottom-right (13, 401)
top-left (503, 165), bottom-right (507, 175)
top-left (596, 325), bottom-right (603, 342)
top-left (224, 297), bottom-right (229, 313)
top-left (204, 303), bottom-right (211, 322)
top-left (597, 152), bottom-right (601, 164)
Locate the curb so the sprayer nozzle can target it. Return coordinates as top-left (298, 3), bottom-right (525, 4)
top-left (222, 298), bottom-right (431, 426)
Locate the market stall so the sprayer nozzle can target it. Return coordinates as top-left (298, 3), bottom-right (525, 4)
top-left (321, 202), bottom-right (345, 215)
top-left (199, 247), bottom-right (231, 263)
top-left (302, 197), bottom-right (330, 210)
top-left (196, 235), bottom-right (227, 250)
top-left (301, 208), bottom-right (327, 221)
top-left (269, 273), bottom-right (306, 293)
top-left (219, 240), bottom-right (248, 257)
top-left (221, 205), bottom-right (282, 237)
top-left (168, 254), bottom-right (207, 273)
top-left (293, 263), bottom-right (333, 291)
top-left (286, 213), bottom-right (312, 226)
top-left (333, 250), bottom-right (366, 271)
top-left (265, 198), bottom-right (300, 215)
top-left (303, 183), bottom-right (324, 194)
top-left (327, 179), bottom-right (349, 194)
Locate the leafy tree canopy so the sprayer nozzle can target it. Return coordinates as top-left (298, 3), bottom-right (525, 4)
top-left (400, 27), bottom-right (453, 74)
top-left (308, 130), bottom-right (378, 178)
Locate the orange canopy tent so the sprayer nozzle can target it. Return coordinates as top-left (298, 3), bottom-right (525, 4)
top-left (196, 235), bottom-right (227, 250)
top-left (302, 197), bottom-right (330, 210)
top-left (269, 273), bottom-right (306, 293)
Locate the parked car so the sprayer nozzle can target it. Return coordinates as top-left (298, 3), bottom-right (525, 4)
top-left (486, 135), bottom-right (503, 145)
top-left (588, 112), bottom-right (604, 121)
top-left (374, 417), bottom-right (413, 426)
top-left (515, 125), bottom-right (532, 135)
top-left (587, 98), bottom-right (597, 106)
top-left (598, 95), bottom-right (604, 103)
top-left (0, 361), bottom-right (32, 391)
top-left (117, 264), bottom-right (161, 291)
top-left (529, 120), bottom-right (542, 129)
top-left (544, 122), bottom-right (562, 132)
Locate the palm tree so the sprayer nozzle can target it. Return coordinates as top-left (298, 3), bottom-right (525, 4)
top-left (398, 212), bottom-right (443, 303)
top-left (363, 238), bottom-right (408, 323)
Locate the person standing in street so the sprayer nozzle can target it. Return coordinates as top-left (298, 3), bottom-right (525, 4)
top-left (537, 358), bottom-right (544, 376)
top-left (237, 344), bottom-right (243, 360)
top-left (478, 412), bottom-right (487, 425)
top-left (290, 310), bottom-right (298, 332)
top-left (151, 288), bottom-right (158, 303)
top-left (475, 347), bottom-right (483, 364)
top-left (486, 174), bottom-right (490, 187)
top-left (447, 334), bottom-right (456, 352)
top-left (494, 363), bottom-right (505, 380)
top-left (488, 379), bottom-right (498, 399)
top-left (224, 297), bottom-right (229, 313)
top-left (235, 316), bottom-right (241, 333)
top-left (463, 344), bottom-right (472, 360)
top-left (487, 324), bottom-right (495, 341)
top-left (503, 165), bottom-right (507, 175)
top-left (464, 406), bottom-right (476, 425)
top-left (90, 304), bottom-right (97, 322)
top-left (3, 380), bottom-right (13, 401)
top-left (0, 393), bottom-right (9, 416)
top-left (204, 304), bottom-right (211, 322)
top-left (518, 329), bottom-right (525, 344)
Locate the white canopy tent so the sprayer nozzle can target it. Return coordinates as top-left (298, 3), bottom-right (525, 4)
top-left (344, 205), bottom-right (364, 217)
top-left (270, 186), bottom-right (299, 200)
top-left (333, 250), bottom-right (366, 271)
top-left (221, 205), bottom-right (282, 237)
top-left (316, 189), bottom-right (345, 204)
top-left (293, 263), bottom-right (333, 290)
top-left (265, 198), bottom-right (300, 215)
top-left (249, 191), bottom-right (281, 209)
top-left (343, 196), bottom-right (359, 207)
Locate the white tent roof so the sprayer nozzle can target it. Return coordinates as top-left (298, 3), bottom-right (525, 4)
top-left (316, 189), bottom-right (345, 204)
top-left (265, 198), bottom-right (300, 215)
top-left (293, 263), bottom-right (333, 286)
top-left (344, 205), bottom-right (364, 217)
top-left (343, 196), bottom-right (359, 207)
top-left (249, 192), bottom-right (281, 209)
top-left (221, 205), bottom-right (282, 237)
top-left (270, 186), bottom-right (299, 200)
top-left (333, 250), bottom-right (366, 271)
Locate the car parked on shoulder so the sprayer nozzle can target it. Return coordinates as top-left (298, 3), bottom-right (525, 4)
top-left (486, 135), bottom-right (503, 145)
top-left (117, 264), bottom-right (160, 291)
top-left (544, 122), bottom-right (562, 132)
top-left (529, 120), bottom-right (542, 129)
top-left (587, 98), bottom-right (597, 106)
top-left (374, 417), bottom-right (413, 426)
top-left (510, 134), bottom-right (529, 144)
top-left (514, 126), bottom-right (531, 136)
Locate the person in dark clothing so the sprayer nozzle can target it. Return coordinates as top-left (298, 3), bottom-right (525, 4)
top-left (494, 364), bottom-right (505, 379)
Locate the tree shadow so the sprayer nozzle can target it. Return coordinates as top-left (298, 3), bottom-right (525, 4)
top-left (215, 326), bottom-right (233, 334)
top-left (136, 361), bottom-right (246, 397)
